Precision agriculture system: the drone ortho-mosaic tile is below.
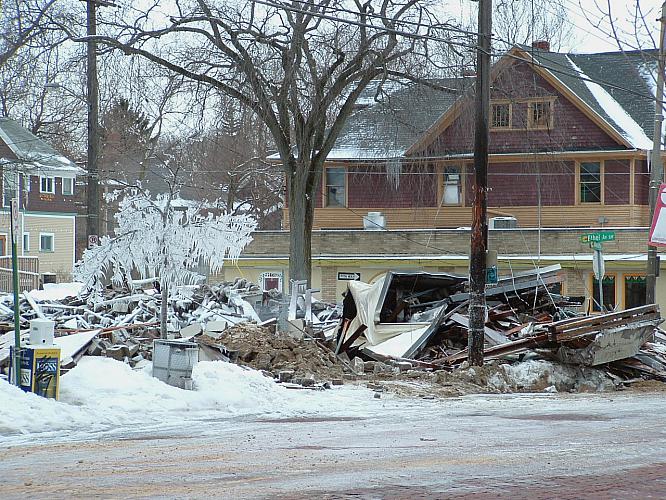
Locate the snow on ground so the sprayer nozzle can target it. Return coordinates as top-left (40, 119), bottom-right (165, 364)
top-left (27, 282), bottom-right (84, 301)
top-left (0, 357), bottom-right (382, 444)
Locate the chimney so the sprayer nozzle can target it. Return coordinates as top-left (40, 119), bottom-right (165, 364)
top-left (531, 40), bottom-right (550, 51)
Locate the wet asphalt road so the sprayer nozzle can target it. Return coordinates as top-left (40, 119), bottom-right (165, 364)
top-left (2, 392), bottom-right (666, 499)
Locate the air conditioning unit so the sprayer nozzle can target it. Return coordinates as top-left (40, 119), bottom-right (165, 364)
top-left (363, 211), bottom-right (386, 230)
top-left (489, 216), bottom-right (518, 229)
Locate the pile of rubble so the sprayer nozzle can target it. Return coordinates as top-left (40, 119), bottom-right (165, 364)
top-left (334, 265), bottom-right (666, 387)
top-left (0, 278), bottom-right (341, 377)
top-left (195, 322), bottom-right (345, 384)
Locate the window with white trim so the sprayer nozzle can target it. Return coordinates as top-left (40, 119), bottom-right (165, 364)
top-left (325, 167), bottom-right (346, 207)
top-left (39, 233), bottom-right (54, 252)
top-left (40, 176), bottom-right (55, 194)
top-left (62, 177), bottom-right (74, 196)
top-left (23, 232), bottom-right (29, 252)
top-left (442, 167), bottom-right (462, 205)
top-left (259, 271), bottom-right (283, 292)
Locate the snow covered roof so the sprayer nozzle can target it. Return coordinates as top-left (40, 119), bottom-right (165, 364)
top-left (523, 46), bottom-right (660, 150)
top-left (323, 47), bottom-right (661, 161)
top-left (326, 78), bottom-right (470, 160)
top-left (0, 117), bottom-right (82, 175)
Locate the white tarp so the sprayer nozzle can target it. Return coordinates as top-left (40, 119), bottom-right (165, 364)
top-left (344, 276), bottom-right (433, 350)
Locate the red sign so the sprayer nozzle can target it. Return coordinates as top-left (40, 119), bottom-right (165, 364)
top-left (649, 183), bottom-right (666, 246)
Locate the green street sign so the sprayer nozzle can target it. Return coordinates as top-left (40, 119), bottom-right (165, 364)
top-left (486, 266), bottom-right (498, 284)
top-left (580, 231), bottom-right (615, 243)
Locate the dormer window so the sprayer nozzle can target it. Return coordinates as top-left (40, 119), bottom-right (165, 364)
top-left (491, 102), bottom-right (511, 129)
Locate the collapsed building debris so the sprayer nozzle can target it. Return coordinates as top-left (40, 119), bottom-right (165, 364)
top-left (2, 267), bottom-right (666, 396)
top-left (336, 266), bottom-right (666, 385)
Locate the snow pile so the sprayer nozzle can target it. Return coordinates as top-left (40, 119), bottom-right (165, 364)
top-left (488, 360), bottom-right (615, 393)
top-left (27, 282), bottom-right (84, 301)
top-left (568, 57), bottom-right (652, 150)
top-left (0, 357), bottom-right (369, 441)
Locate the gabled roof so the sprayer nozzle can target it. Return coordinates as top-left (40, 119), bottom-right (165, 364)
top-left (326, 46), bottom-right (661, 161)
top-left (521, 45), bottom-right (657, 149)
top-left (0, 117), bottom-right (81, 175)
top-left (326, 78), bottom-right (471, 160)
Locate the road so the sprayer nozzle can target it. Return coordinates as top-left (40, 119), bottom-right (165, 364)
top-left (2, 391), bottom-right (666, 499)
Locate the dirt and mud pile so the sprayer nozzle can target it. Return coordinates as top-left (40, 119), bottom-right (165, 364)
top-left (198, 323), bottom-right (345, 381)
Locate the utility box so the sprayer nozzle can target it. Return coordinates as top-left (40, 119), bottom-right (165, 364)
top-left (152, 340), bottom-right (199, 390)
top-left (29, 318), bottom-right (55, 346)
top-left (9, 345), bottom-right (61, 399)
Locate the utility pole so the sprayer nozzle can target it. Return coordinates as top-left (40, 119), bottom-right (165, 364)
top-left (10, 198), bottom-right (21, 385)
top-left (468, 0), bottom-right (492, 366)
top-left (86, 0), bottom-right (100, 246)
top-left (647, 1), bottom-right (666, 305)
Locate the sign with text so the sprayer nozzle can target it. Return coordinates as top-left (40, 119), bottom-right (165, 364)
top-left (10, 198), bottom-right (19, 243)
top-left (88, 234), bottom-right (99, 249)
top-left (337, 272), bottom-right (361, 281)
top-left (580, 231), bottom-right (615, 244)
top-left (649, 184), bottom-right (666, 246)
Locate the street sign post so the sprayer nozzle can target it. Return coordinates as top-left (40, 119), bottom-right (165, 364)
top-left (580, 231), bottom-right (615, 244)
top-left (581, 233), bottom-right (614, 312)
top-left (88, 234), bottom-right (99, 249)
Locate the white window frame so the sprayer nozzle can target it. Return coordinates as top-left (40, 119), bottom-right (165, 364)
top-left (259, 271), bottom-right (283, 292)
top-left (39, 232), bottom-right (55, 253)
top-left (22, 232), bottom-right (29, 252)
top-left (40, 176), bottom-right (55, 194)
top-left (62, 177), bottom-right (74, 196)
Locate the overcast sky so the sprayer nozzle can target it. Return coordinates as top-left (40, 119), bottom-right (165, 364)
top-left (447, 0), bottom-right (663, 53)
top-left (568, 0), bottom-right (662, 52)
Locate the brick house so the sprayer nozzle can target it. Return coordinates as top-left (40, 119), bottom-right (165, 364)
top-left (0, 118), bottom-right (83, 281)
top-left (232, 44), bottom-right (665, 311)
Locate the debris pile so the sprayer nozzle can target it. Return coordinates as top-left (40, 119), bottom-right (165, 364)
top-left (196, 322), bottom-right (345, 384)
top-left (335, 265), bottom-right (666, 387)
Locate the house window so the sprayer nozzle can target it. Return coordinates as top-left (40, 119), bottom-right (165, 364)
top-left (62, 177), bottom-right (74, 196)
top-left (325, 167), bottom-right (346, 207)
top-left (592, 275), bottom-right (616, 312)
top-left (39, 233), bottom-right (54, 252)
top-left (442, 167), bottom-right (462, 205)
top-left (580, 162), bottom-right (602, 203)
top-left (491, 102), bottom-right (511, 129)
top-left (40, 176), bottom-right (55, 194)
top-left (259, 271), bottom-right (283, 292)
top-left (3, 170), bottom-right (17, 207)
top-left (624, 275), bottom-right (646, 309)
top-left (527, 99), bottom-right (553, 129)
top-left (22, 232), bottom-right (29, 252)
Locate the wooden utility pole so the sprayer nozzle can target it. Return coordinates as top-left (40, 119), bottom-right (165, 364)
top-left (86, 0), bottom-right (100, 245)
top-left (647, 1), bottom-right (666, 304)
top-left (468, 0), bottom-right (492, 366)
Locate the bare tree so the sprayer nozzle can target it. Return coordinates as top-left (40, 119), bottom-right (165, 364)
top-left (493, 0), bottom-right (573, 51)
top-left (60, 0), bottom-right (458, 284)
top-left (186, 98), bottom-right (282, 229)
top-left (0, 0), bottom-right (61, 68)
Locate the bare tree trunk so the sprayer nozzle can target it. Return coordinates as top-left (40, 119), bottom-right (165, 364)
top-left (287, 160), bottom-right (314, 285)
top-left (160, 281), bottom-right (168, 339)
